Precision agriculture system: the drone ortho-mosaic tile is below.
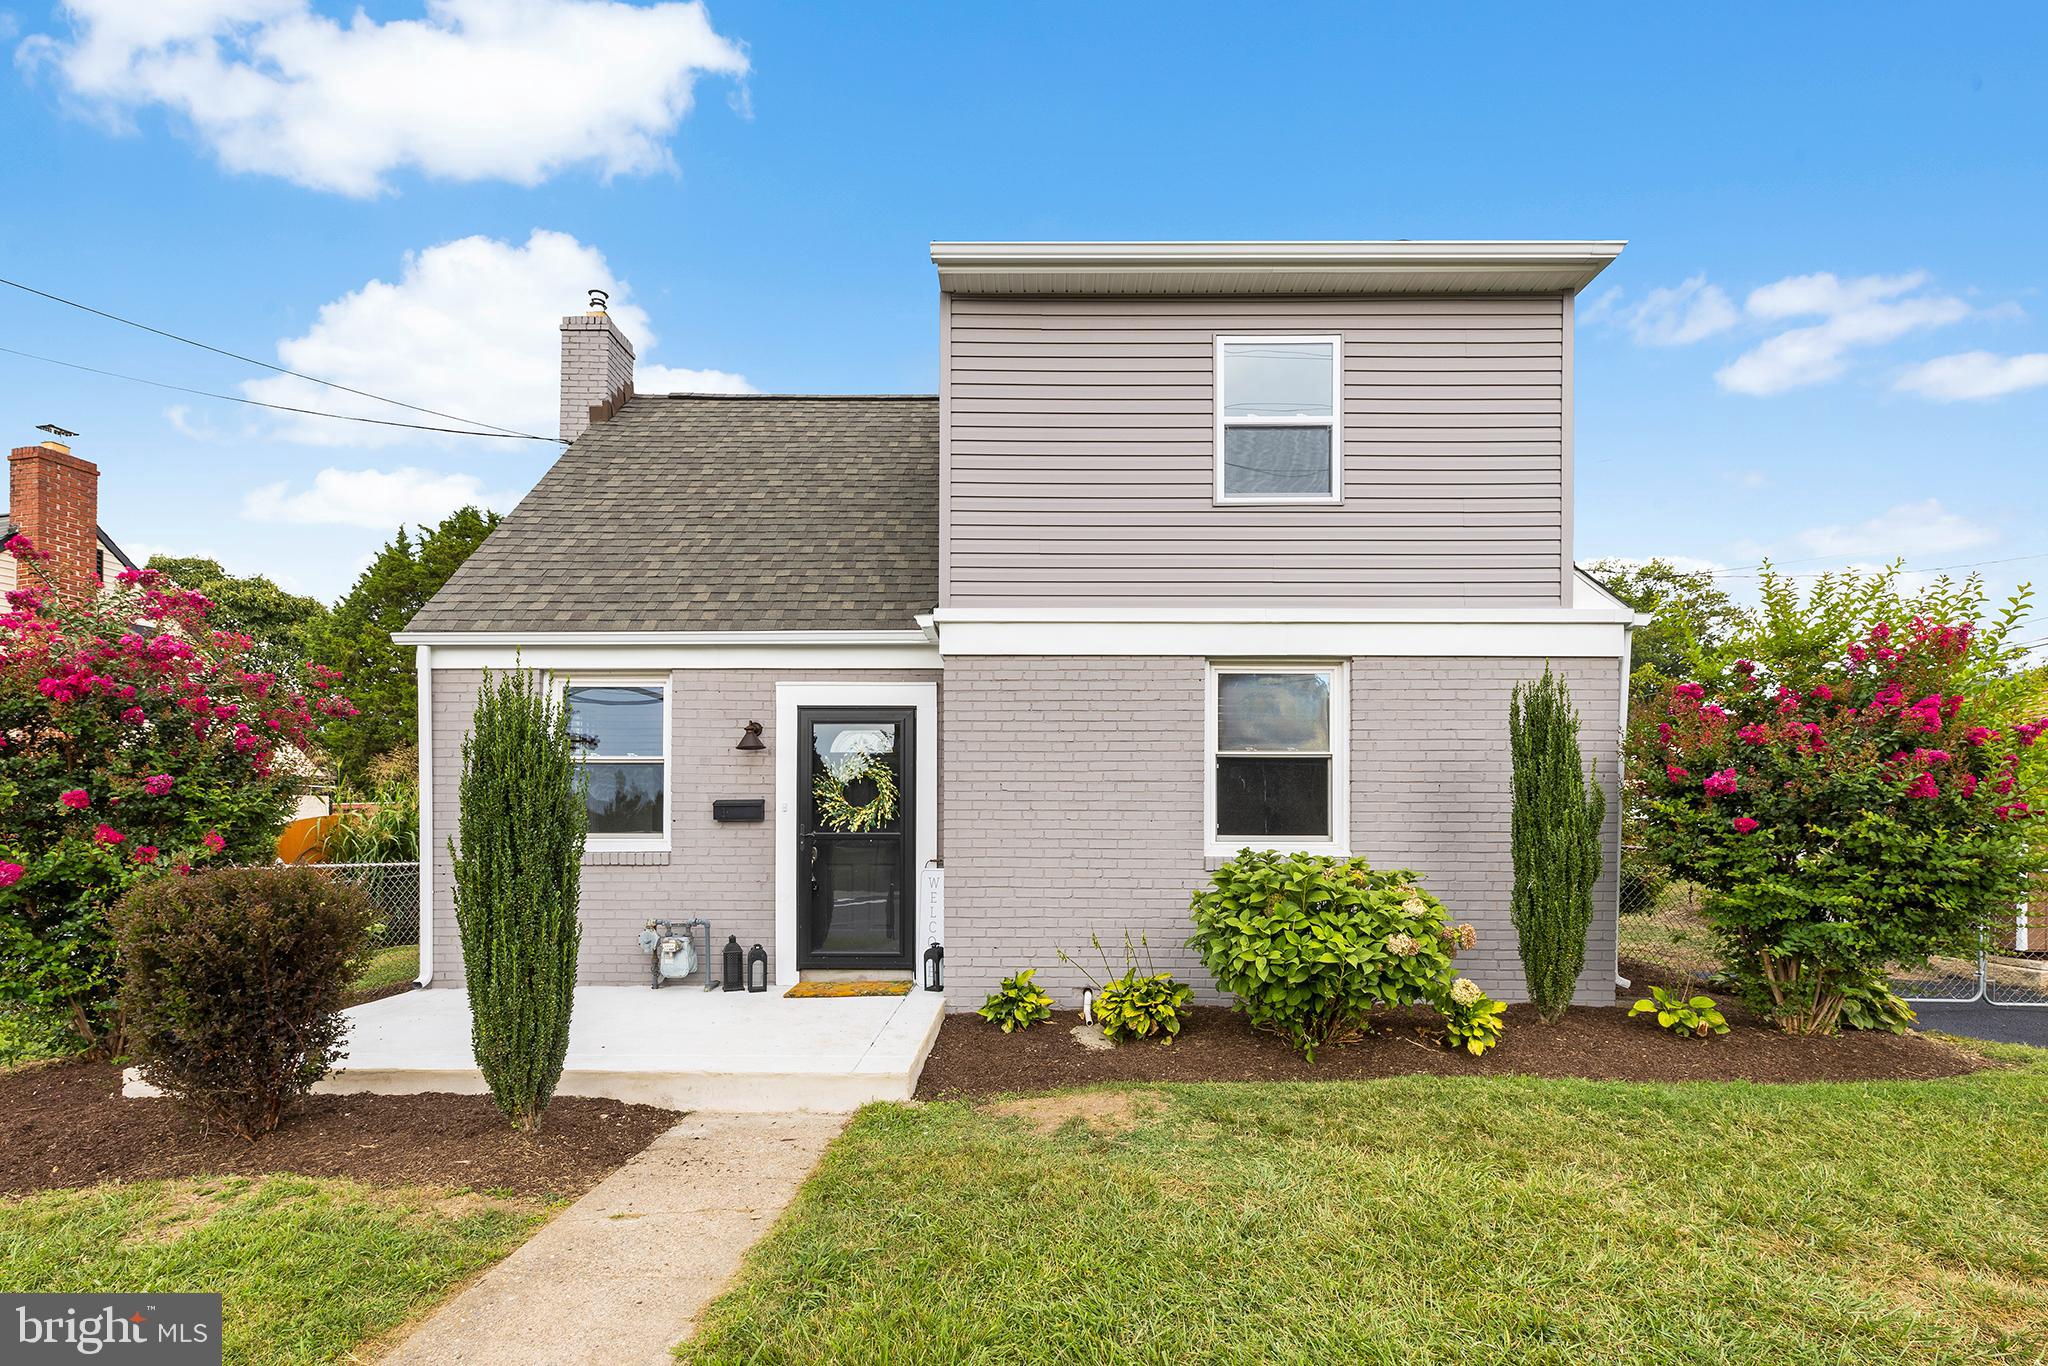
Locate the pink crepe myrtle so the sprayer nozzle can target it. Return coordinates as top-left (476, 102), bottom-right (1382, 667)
top-left (132, 845), bottom-right (159, 865)
top-left (1904, 772), bottom-right (1939, 799)
top-left (201, 830), bottom-right (226, 854)
top-left (142, 774), bottom-right (175, 796)
top-left (1737, 723), bottom-right (1772, 745)
top-left (1731, 816), bottom-right (1760, 834)
top-left (92, 823), bottom-right (125, 845)
top-left (1666, 764), bottom-right (1690, 782)
top-left (1703, 768), bottom-right (1739, 796)
top-left (0, 862), bottom-right (24, 888)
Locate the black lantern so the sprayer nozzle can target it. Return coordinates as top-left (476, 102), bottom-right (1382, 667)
top-left (721, 935), bottom-right (744, 992)
top-left (922, 942), bottom-right (944, 992)
top-left (735, 720), bottom-right (765, 752)
top-left (746, 942), bottom-right (769, 993)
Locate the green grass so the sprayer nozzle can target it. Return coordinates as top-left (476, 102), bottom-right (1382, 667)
top-left (683, 1055), bottom-right (2048, 1364)
top-left (0, 1176), bottom-right (548, 1364)
top-left (352, 944), bottom-right (421, 996)
top-left (0, 1003), bottom-right (86, 1069)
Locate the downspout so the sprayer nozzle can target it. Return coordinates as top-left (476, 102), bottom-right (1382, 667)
top-left (415, 644), bottom-right (434, 986)
top-left (1614, 614), bottom-right (1650, 989)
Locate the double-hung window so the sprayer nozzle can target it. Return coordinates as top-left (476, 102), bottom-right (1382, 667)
top-left (1206, 664), bottom-right (1348, 857)
top-left (1214, 335), bottom-right (1343, 503)
top-left (566, 678), bottom-right (669, 848)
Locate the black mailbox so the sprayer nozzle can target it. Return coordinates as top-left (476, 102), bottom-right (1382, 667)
top-left (712, 799), bottom-right (766, 823)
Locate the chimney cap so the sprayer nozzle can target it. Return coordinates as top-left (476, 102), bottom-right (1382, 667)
top-left (35, 423), bottom-right (78, 439)
top-left (586, 288), bottom-right (609, 314)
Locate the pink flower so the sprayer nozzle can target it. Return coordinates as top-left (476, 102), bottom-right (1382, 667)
top-left (1811, 683), bottom-right (1835, 702)
top-left (2017, 720), bottom-right (2048, 748)
top-left (1847, 644), bottom-right (1869, 666)
top-left (1869, 621), bottom-right (1892, 643)
top-left (201, 830), bottom-right (226, 854)
top-left (1657, 722), bottom-right (1673, 746)
top-left (1996, 802), bottom-right (2031, 821)
top-left (1737, 724), bottom-right (1772, 745)
top-left (132, 845), bottom-right (159, 864)
top-left (121, 707), bottom-right (147, 725)
top-left (1871, 684), bottom-right (1905, 712)
top-left (142, 774), bottom-right (174, 796)
top-left (1734, 659), bottom-right (1756, 675)
top-left (0, 862), bottom-right (23, 888)
top-left (1701, 703), bottom-right (1727, 719)
top-left (1672, 682), bottom-right (1705, 702)
top-left (1959, 774), bottom-right (1979, 797)
top-left (1966, 727), bottom-right (2000, 747)
top-left (59, 789), bottom-right (91, 810)
top-left (1665, 764), bottom-right (1690, 782)
top-left (1904, 772), bottom-right (1939, 799)
top-left (1703, 768), bottom-right (1739, 796)
top-left (92, 823), bottom-right (125, 845)
top-left (1732, 816), bottom-right (1760, 834)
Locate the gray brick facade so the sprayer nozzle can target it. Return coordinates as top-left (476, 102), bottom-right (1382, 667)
top-left (939, 655), bottom-right (1621, 1008)
top-left (428, 666), bottom-right (939, 987)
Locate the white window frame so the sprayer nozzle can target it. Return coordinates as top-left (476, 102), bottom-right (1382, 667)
top-left (1213, 334), bottom-right (1345, 506)
top-left (1204, 661), bottom-right (1350, 858)
top-left (561, 673), bottom-right (672, 853)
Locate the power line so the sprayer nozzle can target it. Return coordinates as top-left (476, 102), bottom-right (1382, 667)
top-left (1707, 550), bottom-right (2048, 581)
top-left (0, 274), bottom-right (553, 442)
top-left (0, 344), bottom-right (560, 442)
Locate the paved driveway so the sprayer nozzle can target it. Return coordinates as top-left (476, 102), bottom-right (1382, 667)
top-left (1908, 1000), bottom-right (2048, 1047)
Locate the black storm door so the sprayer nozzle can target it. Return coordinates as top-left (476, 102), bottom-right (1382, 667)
top-left (797, 707), bottom-right (914, 970)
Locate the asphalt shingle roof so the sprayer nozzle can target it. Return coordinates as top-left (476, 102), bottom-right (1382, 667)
top-left (408, 394), bottom-right (938, 633)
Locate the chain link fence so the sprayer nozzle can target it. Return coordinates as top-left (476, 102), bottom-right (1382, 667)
top-left (307, 861), bottom-right (421, 952)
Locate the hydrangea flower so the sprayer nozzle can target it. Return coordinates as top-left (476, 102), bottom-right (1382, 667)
top-left (1449, 977), bottom-right (1484, 1007)
top-left (1384, 933), bottom-right (1422, 958)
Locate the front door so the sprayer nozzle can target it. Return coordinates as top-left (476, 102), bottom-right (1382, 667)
top-left (797, 707), bottom-right (914, 971)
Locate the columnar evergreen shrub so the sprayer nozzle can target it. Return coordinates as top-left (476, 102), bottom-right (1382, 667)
top-left (1188, 851), bottom-right (1492, 1060)
top-left (114, 866), bottom-right (373, 1138)
top-left (452, 666), bottom-right (586, 1130)
top-left (0, 540), bottom-right (348, 1056)
top-left (1508, 667), bottom-right (1607, 1022)
top-left (1633, 614), bottom-right (2040, 1034)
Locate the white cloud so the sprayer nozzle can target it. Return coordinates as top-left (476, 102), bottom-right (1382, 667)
top-left (1619, 275), bottom-right (1740, 346)
top-left (19, 0), bottom-right (749, 196)
top-left (243, 466), bottom-right (519, 529)
top-left (1894, 350), bottom-right (2048, 402)
top-left (243, 228), bottom-right (751, 446)
top-left (1791, 499), bottom-right (1998, 560)
top-left (1716, 271), bottom-right (1968, 395)
top-left (164, 403), bottom-right (219, 440)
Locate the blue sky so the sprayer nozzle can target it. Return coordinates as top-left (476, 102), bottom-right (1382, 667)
top-left (2, 1), bottom-right (2044, 616)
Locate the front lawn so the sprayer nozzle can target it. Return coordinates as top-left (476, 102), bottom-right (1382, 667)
top-left (351, 943), bottom-right (421, 998)
top-left (0, 1175), bottom-right (546, 1365)
top-left (684, 1048), bottom-right (2048, 1363)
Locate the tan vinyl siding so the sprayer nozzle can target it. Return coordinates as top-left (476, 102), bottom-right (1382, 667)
top-left (942, 294), bottom-right (1568, 606)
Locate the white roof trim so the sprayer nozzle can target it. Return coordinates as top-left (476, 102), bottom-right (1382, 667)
top-left (927, 605), bottom-right (1641, 626)
top-left (931, 240), bottom-right (1625, 296)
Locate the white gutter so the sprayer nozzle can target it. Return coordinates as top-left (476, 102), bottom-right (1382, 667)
top-left (414, 644), bottom-right (433, 987)
top-left (928, 605), bottom-right (1643, 626)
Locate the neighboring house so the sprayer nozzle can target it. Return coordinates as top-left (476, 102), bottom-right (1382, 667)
top-left (399, 241), bottom-right (1643, 1005)
top-left (3, 430), bottom-right (137, 603)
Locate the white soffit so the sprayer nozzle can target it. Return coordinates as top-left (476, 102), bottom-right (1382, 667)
top-left (930, 240), bottom-right (1627, 296)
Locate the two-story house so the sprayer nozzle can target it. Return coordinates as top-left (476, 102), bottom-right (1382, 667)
top-left (399, 241), bottom-right (1639, 1007)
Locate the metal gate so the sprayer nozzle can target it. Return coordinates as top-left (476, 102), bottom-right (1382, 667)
top-left (1894, 905), bottom-right (2048, 1006)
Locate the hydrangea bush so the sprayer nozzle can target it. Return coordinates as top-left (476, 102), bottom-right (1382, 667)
top-left (0, 535), bottom-right (352, 1053)
top-left (1634, 614), bottom-right (2041, 1034)
top-left (1188, 850), bottom-right (1497, 1060)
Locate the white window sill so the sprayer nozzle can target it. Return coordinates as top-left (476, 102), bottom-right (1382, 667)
top-left (1213, 494), bottom-right (1344, 507)
top-left (586, 838), bottom-right (671, 854)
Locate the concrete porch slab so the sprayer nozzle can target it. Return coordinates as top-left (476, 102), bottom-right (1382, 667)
top-left (126, 985), bottom-right (947, 1113)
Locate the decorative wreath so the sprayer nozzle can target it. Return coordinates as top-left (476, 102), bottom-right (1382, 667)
top-left (813, 752), bottom-right (900, 832)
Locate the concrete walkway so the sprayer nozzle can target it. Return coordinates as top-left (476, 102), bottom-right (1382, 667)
top-left (379, 1111), bottom-right (847, 1365)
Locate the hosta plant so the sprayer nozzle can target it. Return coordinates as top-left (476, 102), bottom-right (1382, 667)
top-left (1188, 850), bottom-right (1489, 1061)
top-left (1435, 977), bottom-right (1506, 1056)
top-left (1628, 986), bottom-right (1730, 1039)
top-left (1059, 933), bottom-right (1193, 1043)
top-left (978, 969), bottom-right (1055, 1033)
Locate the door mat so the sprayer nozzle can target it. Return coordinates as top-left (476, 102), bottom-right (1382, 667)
top-left (784, 980), bottom-right (913, 998)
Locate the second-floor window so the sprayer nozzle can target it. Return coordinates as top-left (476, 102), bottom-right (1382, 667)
top-left (1215, 335), bottom-right (1343, 504)
top-left (566, 679), bottom-right (669, 846)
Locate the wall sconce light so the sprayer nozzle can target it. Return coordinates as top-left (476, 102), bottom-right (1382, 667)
top-left (736, 720), bottom-right (765, 752)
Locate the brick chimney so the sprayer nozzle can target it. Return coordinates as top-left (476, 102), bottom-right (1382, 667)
top-left (559, 288), bottom-right (636, 442)
top-left (9, 433), bottom-right (102, 603)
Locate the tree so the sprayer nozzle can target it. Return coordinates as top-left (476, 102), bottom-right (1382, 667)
top-left (307, 506), bottom-right (499, 786)
top-left (0, 537), bottom-right (349, 1054)
top-left (1508, 667), bottom-right (1606, 1022)
top-left (451, 665), bottom-right (584, 1130)
top-left (1632, 572), bottom-right (2044, 1034)
top-left (1584, 558), bottom-right (1744, 703)
top-left (145, 555), bottom-right (328, 669)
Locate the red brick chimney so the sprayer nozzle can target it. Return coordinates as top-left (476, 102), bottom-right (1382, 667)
top-left (9, 434), bottom-right (102, 603)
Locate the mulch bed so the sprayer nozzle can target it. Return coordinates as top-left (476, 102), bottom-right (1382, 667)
top-left (0, 1059), bottom-right (679, 1199)
top-left (915, 964), bottom-right (1992, 1101)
